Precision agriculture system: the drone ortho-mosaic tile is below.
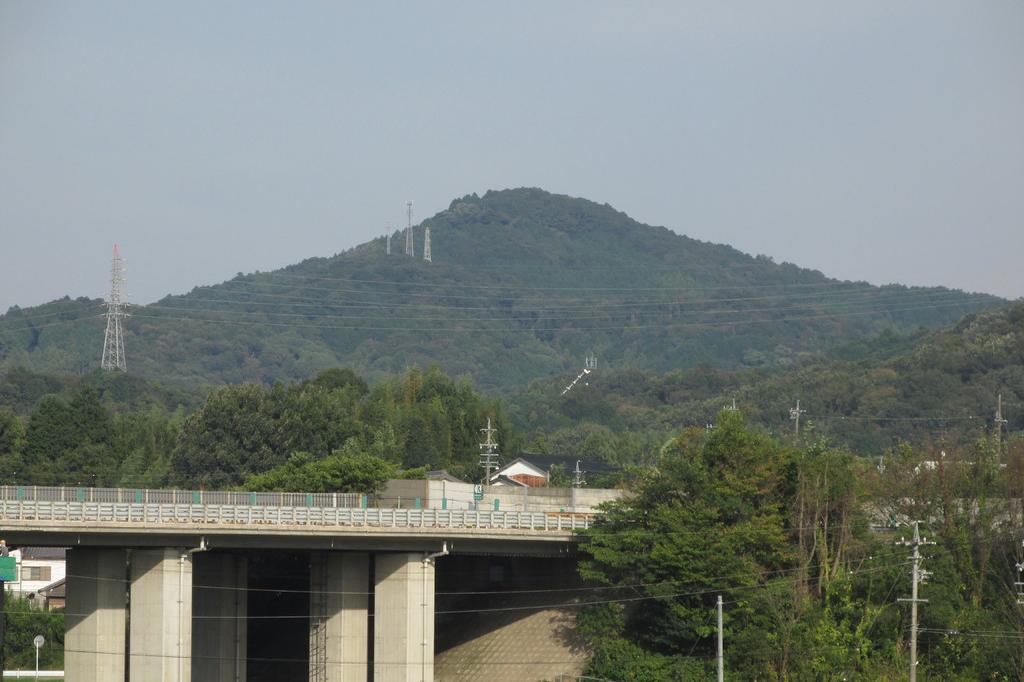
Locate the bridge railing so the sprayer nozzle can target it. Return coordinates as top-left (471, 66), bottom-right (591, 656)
top-left (0, 500), bottom-right (592, 531)
top-left (0, 485), bottom-right (364, 508)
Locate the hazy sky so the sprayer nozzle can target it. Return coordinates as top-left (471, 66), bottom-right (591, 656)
top-left (1, 2), bottom-right (1021, 312)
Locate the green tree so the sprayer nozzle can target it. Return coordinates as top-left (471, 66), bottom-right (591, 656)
top-left (579, 410), bottom-right (790, 677)
top-left (244, 448), bottom-right (396, 493)
top-left (2, 595), bottom-right (64, 670)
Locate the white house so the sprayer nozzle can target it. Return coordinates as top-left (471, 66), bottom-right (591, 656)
top-left (6, 546), bottom-right (66, 606)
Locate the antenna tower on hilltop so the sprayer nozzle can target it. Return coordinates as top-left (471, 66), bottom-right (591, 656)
top-left (479, 417), bottom-right (500, 483)
top-left (386, 228), bottom-right (391, 255)
top-left (423, 226), bottom-right (432, 263)
top-left (404, 201), bottom-right (415, 256)
top-left (100, 244), bottom-right (128, 371)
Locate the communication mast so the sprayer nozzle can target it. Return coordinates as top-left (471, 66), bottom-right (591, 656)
top-left (386, 229), bottom-right (391, 255)
top-left (423, 226), bottom-right (432, 263)
top-left (100, 244), bottom-right (128, 371)
top-left (479, 417), bottom-right (500, 483)
top-left (404, 201), bottom-right (415, 256)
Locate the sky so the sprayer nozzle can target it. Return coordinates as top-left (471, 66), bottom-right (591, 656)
top-left (1, 2), bottom-right (1022, 312)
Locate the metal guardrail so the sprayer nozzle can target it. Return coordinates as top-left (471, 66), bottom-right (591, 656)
top-left (0, 501), bottom-right (592, 532)
top-left (0, 485), bottom-right (364, 508)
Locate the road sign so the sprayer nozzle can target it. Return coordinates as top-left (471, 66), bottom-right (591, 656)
top-left (33, 635), bottom-right (45, 649)
top-left (473, 484), bottom-right (483, 501)
top-left (0, 557), bottom-right (16, 582)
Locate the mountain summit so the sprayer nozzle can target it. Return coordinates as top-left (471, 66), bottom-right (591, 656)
top-left (0, 188), bottom-right (1002, 390)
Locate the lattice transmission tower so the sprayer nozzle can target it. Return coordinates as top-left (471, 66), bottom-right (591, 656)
top-left (423, 226), bottom-right (432, 263)
top-left (404, 201), bottom-right (415, 256)
top-left (100, 244), bottom-right (128, 371)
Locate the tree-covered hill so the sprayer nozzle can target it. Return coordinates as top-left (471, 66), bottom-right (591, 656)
top-left (509, 302), bottom-right (1024, 455)
top-left (0, 188), bottom-right (1003, 391)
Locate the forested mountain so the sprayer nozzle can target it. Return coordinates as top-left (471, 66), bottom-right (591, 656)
top-left (511, 302), bottom-right (1024, 456)
top-left (0, 189), bottom-right (1003, 391)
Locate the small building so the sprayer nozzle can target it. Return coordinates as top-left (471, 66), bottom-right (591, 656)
top-left (6, 546), bottom-right (66, 607)
top-left (489, 454), bottom-right (616, 487)
top-left (38, 576), bottom-right (66, 610)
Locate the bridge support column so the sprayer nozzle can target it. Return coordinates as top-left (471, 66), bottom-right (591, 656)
top-left (193, 553), bottom-right (247, 682)
top-left (65, 548), bottom-right (127, 682)
top-left (130, 548), bottom-right (193, 682)
top-left (373, 553), bottom-right (434, 682)
top-left (309, 552), bottom-right (369, 681)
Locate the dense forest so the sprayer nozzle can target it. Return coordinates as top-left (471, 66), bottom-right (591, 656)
top-left (0, 189), bottom-right (1003, 392)
top-left (512, 302), bottom-right (1024, 456)
top-left (0, 366), bottom-right (516, 489)
top-left (1, 302), bottom-right (1021, 488)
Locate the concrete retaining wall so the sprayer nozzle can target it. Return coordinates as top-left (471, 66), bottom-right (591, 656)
top-left (377, 480), bottom-right (625, 513)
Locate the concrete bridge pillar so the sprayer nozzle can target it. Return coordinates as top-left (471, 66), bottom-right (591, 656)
top-left (373, 553), bottom-right (435, 682)
top-left (65, 548), bottom-right (127, 682)
top-left (309, 552), bottom-right (369, 682)
top-left (129, 548), bottom-right (193, 682)
top-left (193, 553), bottom-right (247, 682)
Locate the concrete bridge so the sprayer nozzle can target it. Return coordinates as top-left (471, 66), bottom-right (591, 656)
top-left (0, 487), bottom-right (594, 682)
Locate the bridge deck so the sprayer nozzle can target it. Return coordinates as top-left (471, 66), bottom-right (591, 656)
top-left (0, 501), bottom-right (590, 554)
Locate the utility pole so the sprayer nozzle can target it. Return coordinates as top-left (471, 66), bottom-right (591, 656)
top-left (716, 595), bottom-right (724, 682)
top-left (478, 417), bottom-right (500, 484)
top-left (101, 244), bottom-right (128, 371)
top-left (405, 201), bottom-right (415, 256)
top-left (896, 521), bottom-right (935, 682)
top-left (572, 460), bottom-right (585, 488)
top-left (995, 393), bottom-right (1008, 451)
top-left (790, 399), bottom-right (805, 439)
top-left (1015, 540), bottom-right (1024, 606)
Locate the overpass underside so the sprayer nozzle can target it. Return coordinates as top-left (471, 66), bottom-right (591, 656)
top-left (63, 548), bottom-right (585, 682)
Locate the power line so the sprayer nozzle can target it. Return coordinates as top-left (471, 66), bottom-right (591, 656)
top-left (49, 545), bottom-right (904, 598)
top-left (18, 560), bottom-right (907, 621)
top-left (127, 298), bottom-right (988, 335)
